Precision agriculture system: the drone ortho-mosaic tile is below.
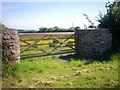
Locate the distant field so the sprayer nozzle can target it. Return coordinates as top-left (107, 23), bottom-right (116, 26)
top-left (2, 52), bottom-right (119, 88)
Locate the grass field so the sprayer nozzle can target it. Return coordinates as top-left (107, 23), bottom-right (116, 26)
top-left (2, 34), bottom-right (120, 88)
top-left (2, 52), bottom-right (119, 88)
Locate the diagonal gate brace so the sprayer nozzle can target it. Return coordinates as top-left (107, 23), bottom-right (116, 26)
top-left (20, 35), bottom-right (47, 54)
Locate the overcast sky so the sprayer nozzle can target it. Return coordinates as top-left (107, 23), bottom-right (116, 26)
top-left (1, 0), bottom-right (114, 30)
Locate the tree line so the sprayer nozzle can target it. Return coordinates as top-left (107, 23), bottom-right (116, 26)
top-left (16, 26), bottom-right (75, 33)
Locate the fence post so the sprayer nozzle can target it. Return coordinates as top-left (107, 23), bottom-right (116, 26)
top-left (2, 29), bottom-right (20, 64)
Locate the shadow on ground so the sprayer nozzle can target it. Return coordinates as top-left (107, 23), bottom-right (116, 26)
top-left (59, 52), bottom-right (113, 63)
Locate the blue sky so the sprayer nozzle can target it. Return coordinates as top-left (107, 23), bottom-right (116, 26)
top-left (1, 1), bottom-right (112, 30)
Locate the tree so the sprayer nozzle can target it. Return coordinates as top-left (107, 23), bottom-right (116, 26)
top-left (53, 26), bottom-right (60, 31)
top-left (97, 0), bottom-right (120, 51)
top-left (39, 27), bottom-right (48, 32)
top-left (0, 23), bottom-right (7, 31)
top-left (68, 27), bottom-right (75, 32)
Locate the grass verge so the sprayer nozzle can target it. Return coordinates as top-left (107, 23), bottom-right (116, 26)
top-left (2, 53), bottom-right (119, 88)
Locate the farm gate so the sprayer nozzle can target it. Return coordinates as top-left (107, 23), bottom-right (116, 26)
top-left (19, 32), bottom-right (75, 59)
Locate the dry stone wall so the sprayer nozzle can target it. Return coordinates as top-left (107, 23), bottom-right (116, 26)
top-left (0, 33), bottom-right (2, 60)
top-left (2, 29), bottom-right (20, 64)
top-left (75, 29), bottom-right (112, 58)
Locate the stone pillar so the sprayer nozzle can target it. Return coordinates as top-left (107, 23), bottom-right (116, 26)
top-left (2, 29), bottom-right (20, 64)
top-left (0, 32), bottom-right (2, 90)
top-left (74, 29), bottom-right (112, 58)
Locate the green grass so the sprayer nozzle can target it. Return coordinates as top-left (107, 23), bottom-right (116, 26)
top-left (2, 52), bottom-right (119, 88)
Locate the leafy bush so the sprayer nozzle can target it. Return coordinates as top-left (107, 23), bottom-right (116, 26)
top-left (97, 0), bottom-right (120, 51)
top-left (0, 23), bottom-right (7, 31)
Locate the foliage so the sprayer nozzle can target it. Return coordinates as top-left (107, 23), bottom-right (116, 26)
top-left (97, 0), bottom-right (120, 51)
top-left (17, 27), bottom-right (75, 33)
top-left (2, 64), bottom-right (18, 78)
top-left (83, 13), bottom-right (96, 28)
top-left (38, 27), bottom-right (75, 33)
top-left (0, 23), bottom-right (7, 31)
top-left (2, 52), bottom-right (119, 88)
top-left (17, 29), bottom-right (36, 33)
top-left (38, 27), bottom-right (48, 32)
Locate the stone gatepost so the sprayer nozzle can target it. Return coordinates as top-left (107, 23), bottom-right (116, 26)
top-left (2, 29), bottom-right (20, 64)
top-left (75, 28), bottom-right (112, 58)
